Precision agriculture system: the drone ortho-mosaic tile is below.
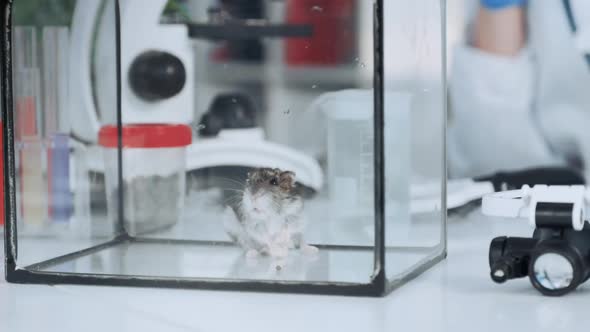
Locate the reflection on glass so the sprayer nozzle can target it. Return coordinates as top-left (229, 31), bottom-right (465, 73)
top-left (12, 1), bottom-right (115, 267)
top-left (384, 0), bottom-right (445, 280)
top-left (534, 253), bottom-right (574, 290)
top-left (43, 26), bottom-right (72, 224)
top-left (13, 27), bottom-right (46, 232)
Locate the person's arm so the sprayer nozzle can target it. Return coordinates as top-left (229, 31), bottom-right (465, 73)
top-left (474, 1), bottom-right (526, 56)
top-left (448, 0), bottom-right (565, 178)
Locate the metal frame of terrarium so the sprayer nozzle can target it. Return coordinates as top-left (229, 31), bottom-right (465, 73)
top-left (2, 0), bottom-right (447, 297)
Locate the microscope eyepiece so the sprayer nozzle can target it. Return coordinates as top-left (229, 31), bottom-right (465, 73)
top-left (129, 51), bottom-right (186, 102)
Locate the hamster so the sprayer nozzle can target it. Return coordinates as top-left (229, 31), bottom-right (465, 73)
top-left (223, 168), bottom-right (318, 259)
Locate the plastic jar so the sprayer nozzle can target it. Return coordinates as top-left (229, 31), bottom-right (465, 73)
top-left (98, 124), bottom-right (192, 236)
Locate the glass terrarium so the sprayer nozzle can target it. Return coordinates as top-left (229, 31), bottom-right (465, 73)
top-left (2, 0), bottom-right (446, 296)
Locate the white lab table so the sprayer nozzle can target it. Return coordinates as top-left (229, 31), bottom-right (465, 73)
top-left (1, 209), bottom-right (589, 332)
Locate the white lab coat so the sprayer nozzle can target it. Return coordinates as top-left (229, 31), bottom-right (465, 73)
top-left (449, 0), bottom-right (590, 179)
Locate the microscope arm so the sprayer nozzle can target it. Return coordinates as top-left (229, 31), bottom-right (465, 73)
top-left (69, 0), bottom-right (103, 143)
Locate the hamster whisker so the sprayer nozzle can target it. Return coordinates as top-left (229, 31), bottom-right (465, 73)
top-left (221, 188), bottom-right (246, 194)
top-left (222, 193), bottom-right (241, 201)
top-left (222, 195), bottom-right (241, 203)
top-left (222, 196), bottom-right (243, 206)
top-left (209, 176), bottom-right (247, 188)
top-left (224, 191), bottom-right (244, 198)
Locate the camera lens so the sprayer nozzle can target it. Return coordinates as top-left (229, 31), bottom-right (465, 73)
top-left (528, 244), bottom-right (583, 296)
top-left (531, 253), bottom-right (574, 291)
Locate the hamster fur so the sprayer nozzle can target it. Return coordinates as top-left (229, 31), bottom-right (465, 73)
top-left (223, 168), bottom-right (318, 259)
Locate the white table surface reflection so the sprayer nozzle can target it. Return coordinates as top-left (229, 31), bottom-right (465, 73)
top-left (2, 209), bottom-right (588, 332)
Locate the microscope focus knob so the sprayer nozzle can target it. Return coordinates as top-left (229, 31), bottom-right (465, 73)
top-left (198, 93), bottom-right (258, 137)
top-left (128, 51), bottom-right (186, 102)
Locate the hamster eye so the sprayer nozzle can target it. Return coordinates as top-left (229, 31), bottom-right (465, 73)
top-left (270, 178), bottom-right (278, 186)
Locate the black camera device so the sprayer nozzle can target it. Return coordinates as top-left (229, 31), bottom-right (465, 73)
top-left (489, 202), bottom-right (590, 296)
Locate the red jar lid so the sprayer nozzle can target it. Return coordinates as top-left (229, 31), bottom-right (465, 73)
top-left (98, 124), bottom-right (192, 148)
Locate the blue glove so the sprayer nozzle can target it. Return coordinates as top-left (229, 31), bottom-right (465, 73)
top-left (481, 0), bottom-right (526, 10)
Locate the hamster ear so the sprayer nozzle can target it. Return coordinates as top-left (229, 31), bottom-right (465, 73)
top-left (279, 171), bottom-right (296, 188)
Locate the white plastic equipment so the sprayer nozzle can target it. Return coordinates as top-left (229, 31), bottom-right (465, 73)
top-left (186, 129), bottom-right (323, 191)
top-left (482, 185), bottom-right (590, 230)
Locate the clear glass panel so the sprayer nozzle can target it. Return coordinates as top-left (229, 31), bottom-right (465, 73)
top-left (12, 0), bottom-right (376, 285)
top-left (10, 0), bottom-right (441, 289)
top-left (383, 0), bottom-right (446, 281)
top-left (12, 0), bottom-right (118, 267)
top-left (113, 0), bottom-right (373, 284)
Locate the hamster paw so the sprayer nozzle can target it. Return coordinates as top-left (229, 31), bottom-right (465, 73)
top-left (301, 244), bottom-right (319, 256)
top-left (246, 249), bottom-right (260, 259)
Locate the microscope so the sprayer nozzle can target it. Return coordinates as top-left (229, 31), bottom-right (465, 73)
top-left (68, 0), bottom-right (323, 191)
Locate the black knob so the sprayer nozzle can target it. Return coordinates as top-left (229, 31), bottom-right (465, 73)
top-left (128, 51), bottom-right (186, 102)
top-left (490, 262), bottom-right (511, 283)
top-left (489, 236), bottom-right (508, 268)
top-left (198, 93), bottom-right (258, 137)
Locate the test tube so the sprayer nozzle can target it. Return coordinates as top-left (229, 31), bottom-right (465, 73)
top-left (71, 140), bottom-right (92, 237)
top-left (14, 27), bottom-right (47, 229)
top-left (15, 68), bottom-right (46, 228)
top-left (42, 27), bottom-right (72, 223)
